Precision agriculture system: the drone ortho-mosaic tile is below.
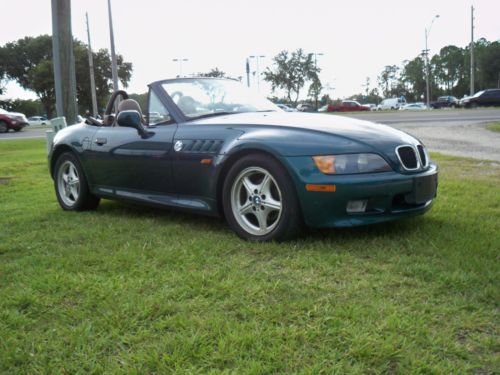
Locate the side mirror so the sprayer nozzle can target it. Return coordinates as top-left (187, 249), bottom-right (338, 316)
top-left (116, 110), bottom-right (148, 137)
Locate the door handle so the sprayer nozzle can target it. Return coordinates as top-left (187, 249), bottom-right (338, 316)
top-left (95, 137), bottom-right (107, 146)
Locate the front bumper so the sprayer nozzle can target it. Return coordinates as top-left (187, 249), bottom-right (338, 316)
top-left (285, 156), bottom-right (438, 228)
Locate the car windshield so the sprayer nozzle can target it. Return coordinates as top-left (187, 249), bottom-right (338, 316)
top-left (162, 78), bottom-right (280, 119)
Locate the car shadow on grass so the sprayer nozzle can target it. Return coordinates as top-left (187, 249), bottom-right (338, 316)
top-left (95, 199), bottom-right (442, 250)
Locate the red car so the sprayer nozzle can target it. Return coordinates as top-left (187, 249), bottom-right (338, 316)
top-left (320, 100), bottom-right (370, 112)
top-left (0, 108), bottom-right (28, 133)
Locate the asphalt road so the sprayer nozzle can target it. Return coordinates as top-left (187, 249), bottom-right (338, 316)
top-left (343, 108), bottom-right (500, 162)
top-left (2, 109), bottom-right (500, 161)
top-left (0, 126), bottom-right (49, 140)
top-left (342, 108), bottom-right (500, 124)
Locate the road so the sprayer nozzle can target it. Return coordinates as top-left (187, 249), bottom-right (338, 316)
top-left (0, 126), bottom-right (49, 140)
top-left (2, 109), bottom-right (500, 161)
top-left (341, 108), bottom-right (500, 124)
top-left (342, 108), bottom-right (500, 162)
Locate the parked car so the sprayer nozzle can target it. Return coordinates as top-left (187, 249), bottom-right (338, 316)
top-left (0, 108), bottom-right (28, 133)
top-left (276, 103), bottom-right (297, 112)
top-left (430, 96), bottom-right (459, 109)
top-left (48, 78), bottom-right (438, 242)
top-left (400, 103), bottom-right (427, 111)
top-left (364, 103), bottom-right (377, 111)
top-left (28, 116), bottom-right (51, 126)
top-left (460, 89), bottom-right (500, 108)
top-left (377, 97), bottom-right (407, 110)
top-left (321, 100), bottom-right (370, 112)
top-left (296, 103), bottom-right (315, 112)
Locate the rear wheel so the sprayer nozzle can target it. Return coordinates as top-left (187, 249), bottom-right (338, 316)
top-left (222, 154), bottom-right (302, 242)
top-left (54, 152), bottom-right (100, 211)
top-left (0, 121), bottom-right (8, 133)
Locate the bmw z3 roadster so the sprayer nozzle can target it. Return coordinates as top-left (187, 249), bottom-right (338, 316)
top-left (49, 78), bottom-right (438, 241)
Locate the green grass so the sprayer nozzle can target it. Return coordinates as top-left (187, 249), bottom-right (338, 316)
top-left (486, 122), bottom-right (500, 133)
top-left (1, 139), bottom-right (499, 374)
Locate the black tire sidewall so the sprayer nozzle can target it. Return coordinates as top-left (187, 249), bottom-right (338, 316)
top-left (54, 152), bottom-right (97, 211)
top-left (222, 154), bottom-right (302, 242)
top-left (0, 121), bottom-right (8, 133)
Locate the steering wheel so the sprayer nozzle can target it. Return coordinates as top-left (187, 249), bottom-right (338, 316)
top-left (170, 91), bottom-right (183, 104)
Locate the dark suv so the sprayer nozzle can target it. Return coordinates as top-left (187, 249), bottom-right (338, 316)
top-left (460, 89), bottom-right (500, 108)
top-left (0, 108), bottom-right (28, 133)
top-left (430, 96), bottom-right (459, 109)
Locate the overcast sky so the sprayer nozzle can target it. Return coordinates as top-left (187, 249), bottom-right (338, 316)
top-left (1, 0), bottom-right (499, 101)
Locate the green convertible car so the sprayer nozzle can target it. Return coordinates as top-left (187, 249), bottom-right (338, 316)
top-left (49, 78), bottom-right (438, 241)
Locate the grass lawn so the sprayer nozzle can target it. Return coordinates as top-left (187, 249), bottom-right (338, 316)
top-left (486, 122), bottom-right (500, 133)
top-left (1, 139), bottom-right (499, 373)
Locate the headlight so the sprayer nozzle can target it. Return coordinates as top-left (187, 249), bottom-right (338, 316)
top-left (312, 153), bottom-right (392, 174)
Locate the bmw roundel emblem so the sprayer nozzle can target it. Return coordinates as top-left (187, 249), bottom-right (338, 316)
top-left (174, 140), bottom-right (183, 152)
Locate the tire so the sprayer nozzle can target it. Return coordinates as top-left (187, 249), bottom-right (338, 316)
top-left (222, 154), bottom-right (303, 242)
top-left (14, 128), bottom-right (22, 132)
top-left (54, 152), bottom-right (100, 211)
top-left (0, 121), bottom-right (8, 133)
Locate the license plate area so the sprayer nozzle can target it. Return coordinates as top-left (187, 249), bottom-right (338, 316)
top-left (405, 173), bottom-right (438, 204)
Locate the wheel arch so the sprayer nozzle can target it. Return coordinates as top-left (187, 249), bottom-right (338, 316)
top-left (50, 145), bottom-right (78, 179)
top-left (215, 148), bottom-right (298, 218)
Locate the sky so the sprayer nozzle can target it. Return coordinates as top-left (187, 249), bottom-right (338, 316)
top-left (1, 0), bottom-right (499, 101)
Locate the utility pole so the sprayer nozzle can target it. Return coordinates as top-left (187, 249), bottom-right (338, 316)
top-left (249, 55), bottom-right (265, 91)
top-left (312, 52), bottom-right (324, 109)
top-left (51, 0), bottom-right (78, 124)
top-left (108, 0), bottom-right (119, 92)
top-left (86, 13), bottom-right (98, 117)
top-left (470, 6), bottom-right (475, 96)
top-left (246, 58), bottom-right (250, 87)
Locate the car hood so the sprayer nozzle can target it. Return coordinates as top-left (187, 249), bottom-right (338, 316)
top-left (190, 111), bottom-right (419, 146)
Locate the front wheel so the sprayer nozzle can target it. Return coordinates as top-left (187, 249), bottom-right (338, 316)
top-left (54, 152), bottom-right (100, 211)
top-left (222, 154), bottom-right (302, 242)
top-left (0, 121), bottom-right (8, 133)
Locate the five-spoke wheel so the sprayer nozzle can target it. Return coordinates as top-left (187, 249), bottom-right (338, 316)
top-left (223, 154), bottom-right (302, 241)
top-left (57, 160), bottom-right (81, 207)
top-left (54, 152), bottom-right (100, 211)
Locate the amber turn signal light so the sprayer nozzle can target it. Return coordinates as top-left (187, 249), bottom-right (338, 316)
top-left (305, 184), bottom-right (336, 192)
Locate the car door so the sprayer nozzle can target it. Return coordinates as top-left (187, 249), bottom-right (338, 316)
top-left (85, 89), bottom-right (177, 196)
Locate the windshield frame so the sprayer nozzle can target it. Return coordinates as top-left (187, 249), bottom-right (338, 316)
top-left (155, 77), bottom-right (280, 122)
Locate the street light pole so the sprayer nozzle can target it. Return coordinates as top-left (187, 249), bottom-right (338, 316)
top-left (425, 14), bottom-right (439, 108)
top-left (249, 55), bottom-right (265, 91)
top-left (173, 58), bottom-right (188, 77)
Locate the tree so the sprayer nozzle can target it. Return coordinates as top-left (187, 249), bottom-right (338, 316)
top-left (377, 65), bottom-right (399, 97)
top-left (433, 45), bottom-right (464, 93)
top-left (0, 35), bottom-right (133, 117)
top-left (400, 56), bottom-right (426, 102)
top-left (0, 99), bottom-right (44, 117)
top-left (263, 49), bottom-right (321, 105)
top-left (199, 68), bottom-right (226, 78)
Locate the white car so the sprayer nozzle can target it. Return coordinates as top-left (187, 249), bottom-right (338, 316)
top-left (28, 116), bottom-right (51, 126)
top-left (276, 104), bottom-right (297, 112)
top-left (377, 98), bottom-right (407, 110)
top-left (399, 103), bottom-right (427, 111)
